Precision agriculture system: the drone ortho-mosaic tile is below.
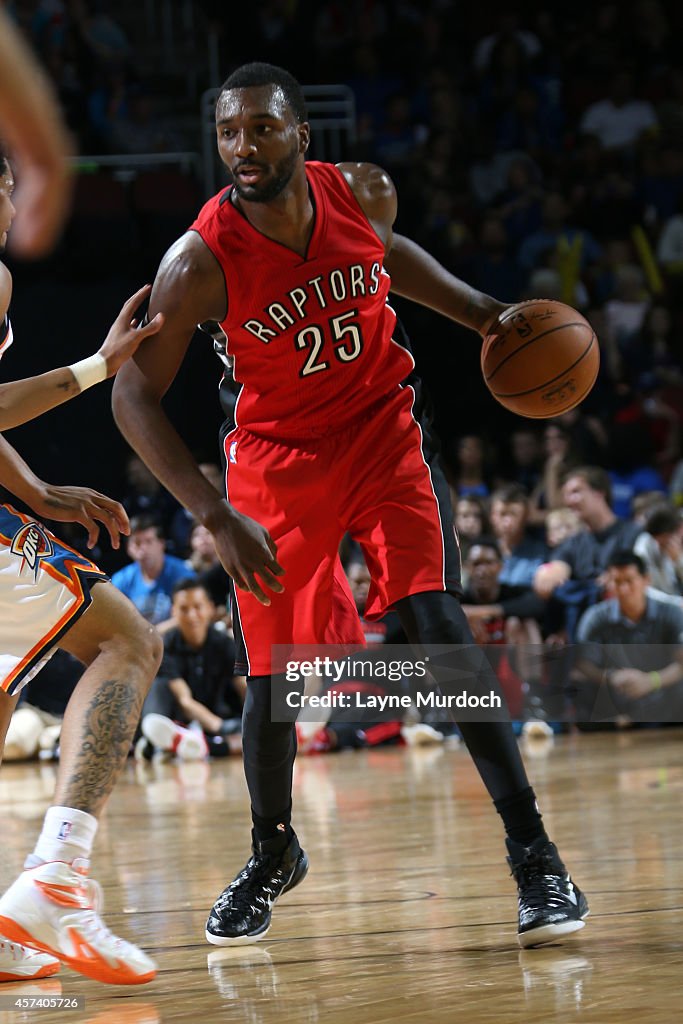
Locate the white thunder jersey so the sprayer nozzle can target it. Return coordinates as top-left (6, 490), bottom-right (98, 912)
top-left (0, 315), bottom-right (108, 694)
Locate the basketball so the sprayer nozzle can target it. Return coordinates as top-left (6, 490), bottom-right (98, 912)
top-left (481, 300), bottom-right (600, 418)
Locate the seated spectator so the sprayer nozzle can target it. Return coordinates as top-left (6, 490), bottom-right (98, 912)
top-left (518, 192), bottom-right (602, 274)
top-left (534, 467), bottom-right (641, 636)
top-left (575, 551), bottom-right (683, 724)
top-left (465, 216), bottom-right (526, 301)
top-left (493, 156), bottom-right (544, 247)
top-left (609, 381), bottom-right (680, 477)
top-left (634, 505), bottom-right (683, 596)
top-left (454, 495), bottom-right (491, 541)
top-left (111, 515), bottom-right (194, 626)
top-left (605, 423), bottom-right (667, 519)
top-left (545, 508), bottom-right (583, 550)
top-left (603, 264), bottom-right (650, 354)
top-left (473, 14), bottom-right (541, 72)
top-left (529, 420), bottom-right (581, 524)
top-left (656, 205), bottom-right (683, 275)
top-left (554, 406), bottom-right (607, 466)
top-left (454, 495), bottom-right (491, 582)
top-left (507, 427), bottom-right (543, 493)
top-left (633, 490), bottom-right (673, 526)
top-left (345, 556), bottom-right (406, 645)
top-left (578, 71), bottom-right (658, 152)
top-left (138, 580), bottom-right (244, 760)
top-left (187, 521), bottom-right (231, 616)
top-left (462, 537), bottom-right (546, 642)
top-left (490, 483), bottom-right (547, 587)
top-left (451, 434), bottom-right (492, 498)
top-left (461, 538), bottom-right (546, 719)
top-left (4, 651), bottom-right (81, 762)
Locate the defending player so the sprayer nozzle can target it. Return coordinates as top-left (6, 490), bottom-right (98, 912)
top-left (112, 63), bottom-right (589, 950)
top-left (0, 155), bottom-right (164, 984)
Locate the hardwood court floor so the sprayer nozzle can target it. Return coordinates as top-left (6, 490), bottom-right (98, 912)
top-left (1, 729), bottom-right (683, 1024)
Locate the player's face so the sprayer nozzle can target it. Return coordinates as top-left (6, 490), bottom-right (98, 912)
top-left (173, 587), bottom-right (215, 646)
top-left (0, 167), bottom-right (16, 252)
top-left (216, 85), bottom-right (309, 203)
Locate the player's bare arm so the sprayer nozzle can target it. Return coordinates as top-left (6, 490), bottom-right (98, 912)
top-left (0, 8), bottom-right (72, 258)
top-left (0, 284), bottom-right (163, 430)
top-left (338, 161), bottom-right (506, 334)
top-left (386, 234), bottom-right (507, 334)
top-left (112, 233), bottom-right (285, 606)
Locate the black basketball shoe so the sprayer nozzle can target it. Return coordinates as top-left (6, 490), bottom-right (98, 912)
top-left (507, 837), bottom-right (589, 948)
top-left (206, 831), bottom-right (309, 945)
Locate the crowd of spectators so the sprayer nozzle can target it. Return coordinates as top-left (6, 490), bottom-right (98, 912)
top-left (7, 1), bottom-right (683, 754)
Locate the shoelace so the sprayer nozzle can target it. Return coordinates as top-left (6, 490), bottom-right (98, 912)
top-left (511, 852), bottom-right (568, 908)
top-left (0, 939), bottom-right (35, 961)
top-left (215, 854), bottom-right (285, 915)
top-left (68, 908), bottom-right (134, 953)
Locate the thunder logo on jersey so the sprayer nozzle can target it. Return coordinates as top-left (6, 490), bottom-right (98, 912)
top-left (10, 522), bottom-right (54, 582)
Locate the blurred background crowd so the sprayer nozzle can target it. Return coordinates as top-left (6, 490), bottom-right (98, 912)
top-left (4, 0), bottom-right (683, 756)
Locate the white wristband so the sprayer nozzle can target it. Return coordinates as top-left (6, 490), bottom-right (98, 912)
top-left (68, 353), bottom-right (107, 392)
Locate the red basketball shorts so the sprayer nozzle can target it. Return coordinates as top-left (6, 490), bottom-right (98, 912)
top-left (225, 386), bottom-right (462, 676)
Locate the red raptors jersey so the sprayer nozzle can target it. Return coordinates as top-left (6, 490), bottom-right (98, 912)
top-left (190, 161), bottom-right (415, 439)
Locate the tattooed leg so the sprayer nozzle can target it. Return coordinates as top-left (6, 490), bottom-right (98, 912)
top-left (57, 583), bottom-right (162, 815)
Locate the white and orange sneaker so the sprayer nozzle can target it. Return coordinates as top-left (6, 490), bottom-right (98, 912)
top-left (0, 860), bottom-right (156, 985)
top-left (0, 935), bottom-right (60, 982)
top-left (141, 714), bottom-right (209, 762)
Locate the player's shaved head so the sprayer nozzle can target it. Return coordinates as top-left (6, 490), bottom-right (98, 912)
top-left (219, 62), bottom-right (308, 124)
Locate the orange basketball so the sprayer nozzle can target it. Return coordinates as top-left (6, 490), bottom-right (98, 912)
top-left (481, 300), bottom-right (599, 418)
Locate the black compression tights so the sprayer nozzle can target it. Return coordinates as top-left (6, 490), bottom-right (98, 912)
top-left (242, 676), bottom-right (297, 835)
top-left (243, 591), bottom-right (542, 843)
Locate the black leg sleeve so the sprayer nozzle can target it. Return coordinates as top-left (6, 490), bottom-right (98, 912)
top-left (242, 675), bottom-right (298, 837)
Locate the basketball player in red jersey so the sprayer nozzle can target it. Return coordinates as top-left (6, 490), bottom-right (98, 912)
top-left (0, 156), bottom-right (162, 984)
top-left (112, 63), bottom-right (588, 949)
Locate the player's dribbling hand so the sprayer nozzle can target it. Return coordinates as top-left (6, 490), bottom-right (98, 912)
top-left (98, 285), bottom-right (165, 375)
top-left (212, 507), bottom-right (285, 606)
top-left (28, 483), bottom-right (130, 549)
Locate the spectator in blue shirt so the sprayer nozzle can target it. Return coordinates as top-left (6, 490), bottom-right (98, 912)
top-left (111, 514), bottom-right (194, 626)
top-left (490, 484), bottom-right (547, 588)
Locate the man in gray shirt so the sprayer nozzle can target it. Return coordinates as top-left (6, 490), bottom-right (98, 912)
top-left (576, 550), bottom-right (683, 723)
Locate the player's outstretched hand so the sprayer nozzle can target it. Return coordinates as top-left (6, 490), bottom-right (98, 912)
top-left (29, 484), bottom-right (130, 550)
top-left (212, 507), bottom-right (285, 606)
top-left (98, 285), bottom-right (165, 376)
